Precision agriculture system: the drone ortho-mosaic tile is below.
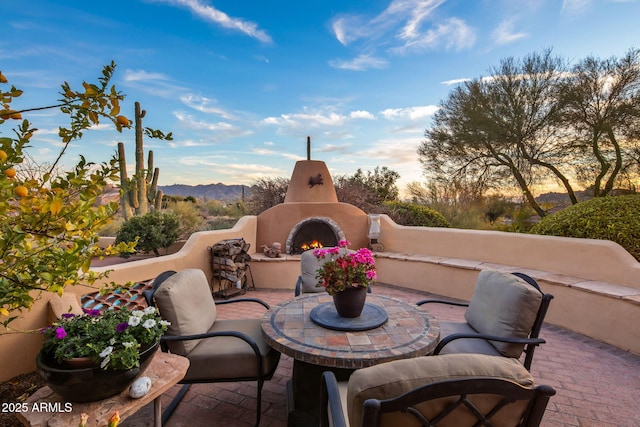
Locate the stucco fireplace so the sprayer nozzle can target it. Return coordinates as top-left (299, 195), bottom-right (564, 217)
top-left (256, 159), bottom-right (369, 254)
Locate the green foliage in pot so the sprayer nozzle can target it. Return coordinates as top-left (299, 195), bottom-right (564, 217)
top-left (530, 195), bottom-right (640, 261)
top-left (115, 211), bottom-right (180, 257)
top-left (40, 307), bottom-right (169, 370)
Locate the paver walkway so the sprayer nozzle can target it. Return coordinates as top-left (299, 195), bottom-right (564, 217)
top-left (122, 285), bottom-right (640, 427)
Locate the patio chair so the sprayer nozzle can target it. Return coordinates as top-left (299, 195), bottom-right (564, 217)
top-left (417, 270), bottom-right (553, 371)
top-left (320, 353), bottom-right (556, 427)
top-left (146, 268), bottom-right (281, 427)
top-left (295, 248), bottom-right (369, 296)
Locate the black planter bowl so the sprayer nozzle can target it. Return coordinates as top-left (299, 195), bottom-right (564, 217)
top-left (36, 341), bottom-right (159, 403)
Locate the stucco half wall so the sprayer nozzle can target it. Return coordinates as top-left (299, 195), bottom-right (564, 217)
top-left (1, 214), bottom-right (639, 381)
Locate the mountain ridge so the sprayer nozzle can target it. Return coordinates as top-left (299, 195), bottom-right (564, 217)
top-left (159, 183), bottom-right (252, 201)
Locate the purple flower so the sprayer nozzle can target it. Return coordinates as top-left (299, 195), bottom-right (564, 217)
top-left (61, 313), bottom-right (76, 319)
top-left (55, 327), bottom-right (67, 339)
top-left (116, 322), bottom-right (129, 333)
top-left (82, 309), bottom-right (101, 317)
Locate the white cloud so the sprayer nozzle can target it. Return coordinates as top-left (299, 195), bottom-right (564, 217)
top-left (152, 0), bottom-right (272, 43)
top-left (561, 0), bottom-right (592, 14)
top-left (350, 110), bottom-right (376, 119)
top-left (492, 20), bottom-right (528, 45)
top-left (123, 69), bottom-right (169, 82)
top-left (263, 108), bottom-right (375, 130)
top-left (442, 78), bottom-right (470, 85)
top-left (172, 111), bottom-right (254, 138)
top-left (122, 69), bottom-right (188, 98)
top-left (380, 105), bottom-right (438, 120)
top-left (328, 54), bottom-right (388, 71)
top-left (330, 0), bottom-right (475, 61)
top-left (390, 18), bottom-right (475, 55)
top-left (180, 94), bottom-right (234, 119)
top-left (251, 147), bottom-right (305, 161)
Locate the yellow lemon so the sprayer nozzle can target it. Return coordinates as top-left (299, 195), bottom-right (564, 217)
top-left (116, 115), bottom-right (130, 126)
top-left (14, 185), bottom-right (28, 197)
top-left (4, 168), bottom-right (16, 179)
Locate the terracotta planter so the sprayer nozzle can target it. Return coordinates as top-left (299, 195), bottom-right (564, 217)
top-left (332, 286), bottom-right (367, 318)
top-left (36, 341), bottom-right (159, 403)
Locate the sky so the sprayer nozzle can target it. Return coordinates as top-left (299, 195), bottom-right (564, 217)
top-left (2, 0), bottom-right (640, 194)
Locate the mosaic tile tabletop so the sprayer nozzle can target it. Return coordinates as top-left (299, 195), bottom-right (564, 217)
top-left (261, 294), bottom-right (440, 369)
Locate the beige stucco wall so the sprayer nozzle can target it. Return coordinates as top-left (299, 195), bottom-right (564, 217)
top-left (379, 216), bottom-right (640, 289)
top-left (0, 217), bottom-right (258, 382)
top-left (2, 213), bottom-right (639, 381)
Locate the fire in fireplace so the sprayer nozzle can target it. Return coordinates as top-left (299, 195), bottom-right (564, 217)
top-left (286, 217), bottom-right (345, 255)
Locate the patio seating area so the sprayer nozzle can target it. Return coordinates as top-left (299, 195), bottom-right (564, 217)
top-left (120, 284), bottom-right (640, 427)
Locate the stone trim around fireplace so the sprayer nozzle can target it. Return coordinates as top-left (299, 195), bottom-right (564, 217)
top-left (285, 216), bottom-right (346, 255)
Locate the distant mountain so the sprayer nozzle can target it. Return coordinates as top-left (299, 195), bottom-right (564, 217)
top-left (159, 183), bottom-right (252, 201)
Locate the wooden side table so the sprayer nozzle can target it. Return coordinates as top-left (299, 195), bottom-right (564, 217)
top-left (16, 352), bottom-right (189, 427)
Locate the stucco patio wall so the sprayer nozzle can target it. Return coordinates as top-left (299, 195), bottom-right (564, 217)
top-left (2, 214), bottom-right (639, 381)
top-left (0, 216), bottom-right (259, 382)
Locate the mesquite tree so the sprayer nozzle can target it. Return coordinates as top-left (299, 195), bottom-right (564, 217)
top-left (420, 48), bottom-right (640, 217)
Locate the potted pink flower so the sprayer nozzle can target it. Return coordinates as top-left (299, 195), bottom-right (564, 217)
top-left (313, 240), bottom-right (376, 317)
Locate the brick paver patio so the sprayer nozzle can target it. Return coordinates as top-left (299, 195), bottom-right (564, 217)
top-left (121, 285), bottom-right (640, 427)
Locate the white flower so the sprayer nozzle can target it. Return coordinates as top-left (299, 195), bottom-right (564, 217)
top-left (100, 355), bottom-right (111, 369)
top-left (100, 346), bottom-right (114, 358)
top-left (159, 320), bottom-right (171, 327)
top-left (132, 310), bottom-right (144, 318)
top-left (143, 306), bottom-right (156, 315)
top-left (122, 341), bottom-right (136, 348)
top-left (128, 316), bottom-right (141, 327)
top-left (142, 319), bottom-right (156, 329)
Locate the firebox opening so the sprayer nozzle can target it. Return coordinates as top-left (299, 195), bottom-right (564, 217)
top-left (286, 217), bottom-right (345, 255)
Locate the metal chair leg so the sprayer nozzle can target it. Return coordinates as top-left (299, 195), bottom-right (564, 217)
top-left (254, 378), bottom-right (264, 427)
top-left (162, 383), bottom-right (191, 425)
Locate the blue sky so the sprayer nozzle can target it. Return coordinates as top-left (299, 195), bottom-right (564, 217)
top-left (2, 0), bottom-right (640, 193)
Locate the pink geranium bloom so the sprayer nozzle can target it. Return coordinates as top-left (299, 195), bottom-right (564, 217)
top-left (312, 241), bottom-right (376, 296)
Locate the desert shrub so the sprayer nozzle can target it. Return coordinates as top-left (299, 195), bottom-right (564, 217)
top-left (530, 195), bottom-right (640, 261)
top-left (168, 200), bottom-right (203, 239)
top-left (115, 211), bottom-right (180, 257)
top-left (98, 216), bottom-right (124, 237)
top-left (383, 201), bottom-right (450, 227)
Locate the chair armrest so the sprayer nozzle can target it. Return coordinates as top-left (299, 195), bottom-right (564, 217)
top-left (215, 297), bottom-right (271, 310)
top-left (161, 330), bottom-right (262, 359)
top-left (295, 276), bottom-right (303, 297)
top-left (320, 371), bottom-right (348, 427)
top-left (416, 299), bottom-right (469, 307)
top-left (434, 333), bottom-right (546, 355)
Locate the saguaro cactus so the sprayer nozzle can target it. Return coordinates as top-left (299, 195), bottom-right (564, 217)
top-left (118, 102), bottom-right (164, 220)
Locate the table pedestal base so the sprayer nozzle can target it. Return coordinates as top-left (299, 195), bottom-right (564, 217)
top-left (287, 359), bottom-right (353, 427)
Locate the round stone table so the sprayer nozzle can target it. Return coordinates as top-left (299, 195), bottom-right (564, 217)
top-left (261, 293), bottom-right (440, 425)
